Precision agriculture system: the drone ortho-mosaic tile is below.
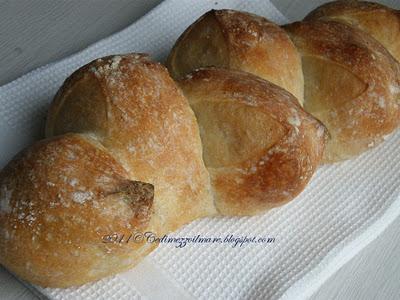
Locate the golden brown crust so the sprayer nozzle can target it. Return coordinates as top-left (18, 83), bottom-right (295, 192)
top-left (0, 134), bottom-right (156, 287)
top-left (4, 4), bottom-right (400, 287)
top-left (46, 54), bottom-right (216, 233)
top-left (178, 68), bottom-right (327, 215)
top-left (285, 20), bottom-right (400, 162)
top-left (0, 54), bottom-right (216, 287)
top-left (167, 9), bottom-right (304, 104)
top-left (304, 1), bottom-right (400, 63)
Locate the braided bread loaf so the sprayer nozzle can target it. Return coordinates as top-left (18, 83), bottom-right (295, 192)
top-left (0, 55), bottom-right (217, 287)
top-left (178, 68), bottom-right (326, 215)
top-left (305, 0), bottom-right (400, 63)
top-left (284, 20), bottom-right (400, 162)
top-left (168, 5), bottom-right (400, 162)
top-left (167, 9), bottom-right (305, 105)
top-left (0, 0), bottom-right (399, 288)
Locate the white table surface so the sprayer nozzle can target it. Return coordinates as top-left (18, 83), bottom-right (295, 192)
top-left (0, 1), bottom-right (400, 299)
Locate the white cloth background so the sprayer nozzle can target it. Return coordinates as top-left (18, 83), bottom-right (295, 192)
top-left (0, 0), bottom-right (399, 299)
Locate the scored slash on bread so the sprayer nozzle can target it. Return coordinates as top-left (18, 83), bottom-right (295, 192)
top-left (0, 133), bottom-right (157, 287)
top-left (0, 54), bottom-right (217, 287)
top-left (178, 67), bottom-right (326, 215)
top-left (304, 0), bottom-right (400, 63)
top-left (284, 19), bottom-right (400, 162)
top-left (1, 0), bottom-right (400, 289)
top-left (167, 9), bottom-right (305, 105)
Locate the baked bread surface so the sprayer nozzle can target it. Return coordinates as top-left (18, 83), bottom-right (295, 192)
top-left (305, 1), bottom-right (400, 63)
top-left (2, 2), bottom-right (400, 289)
top-left (46, 54), bottom-right (217, 233)
top-left (285, 20), bottom-right (400, 162)
top-left (167, 9), bottom-right (304, 104)
top-left (0, 54), bottom-right (216, 287)
top-left (0, 133), bottom-right (156, 287)
top-left (179, 68), bottom-right (327, 215)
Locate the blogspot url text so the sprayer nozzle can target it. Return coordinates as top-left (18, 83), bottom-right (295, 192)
top-left (102, 232), bottom-right (276, 248)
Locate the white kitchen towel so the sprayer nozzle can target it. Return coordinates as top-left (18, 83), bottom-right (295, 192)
top-left (1, 0), bottom-right (400, 299)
